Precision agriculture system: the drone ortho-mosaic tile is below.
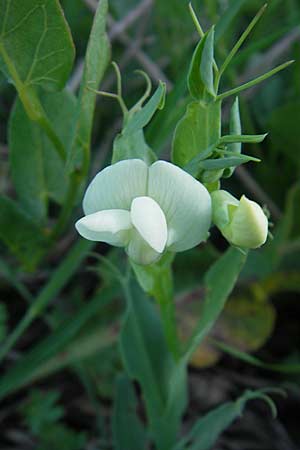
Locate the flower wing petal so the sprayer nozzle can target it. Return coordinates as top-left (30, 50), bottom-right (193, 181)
top-left (130, 196), bottom-right (167, 253)
top-left (75, 209), bottom-right (132, 246)
top-left (83, 159), bottom-right (148, 214)
top-left (148, 161), bottom-right (211, 252)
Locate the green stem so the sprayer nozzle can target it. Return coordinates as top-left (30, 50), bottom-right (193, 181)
top-left (216, 60), bottom-right (294, 101)
top-left (0, 239), bottom-right (93, 363)
top-left (156, 291), bottom-right (180, 361)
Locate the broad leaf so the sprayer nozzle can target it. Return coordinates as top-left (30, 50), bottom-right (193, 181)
top-left (9, 90), bottom-right (77, 221)
top-left (172, 101), bottom-right (221, 167)
top-left (113, 374), bottom-right (147, 450)
top-left (0, 0), bottom-right (74, 129)
top-left (0, 195), bottom-right (48, 270)
top-left (67, 0), bottom-right (110, 173)
top-left (0, 0), bottom-right (74, 91)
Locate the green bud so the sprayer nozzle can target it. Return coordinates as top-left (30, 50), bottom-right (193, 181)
top-left (211, 190), bottom-right (268, 249)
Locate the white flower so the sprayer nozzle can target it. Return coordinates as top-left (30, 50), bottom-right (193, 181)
top-left (211, 190), bottom-right (268, 249)
top-left (76, 159), bottom-right (211, 265)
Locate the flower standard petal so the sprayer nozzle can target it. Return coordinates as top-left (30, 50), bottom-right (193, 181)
top-left (75, 209), bottom-right (132, 246)
top-left (83, 159), bottom-right (148, 215)
top-left (148, 161), bottom-right (212, 252)
top-left (130, 196), bottom-right (168, 253)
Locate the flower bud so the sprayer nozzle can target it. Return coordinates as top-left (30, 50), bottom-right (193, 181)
top-left (211, 190), bottom-right (268, 249)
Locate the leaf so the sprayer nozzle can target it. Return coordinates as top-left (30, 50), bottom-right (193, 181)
top-left (112, 82), bottom-right (166, 164)
top-left (67, 0), bottom-right (110, 173)
top-left (183, 247), bottom-right (247, 362)
top-left (211, 338), bottom-right (300, 374)
top-left (188, 27), bottom-right (215, 100)
top-left (0, 195), bottom-right (48, 270)
top-left (113, 374), bottom-right (147, 450)
top-left (20, 389), bottom-right (64, 435)
top-left (223, 97), bottom-right (241, 177)
top-left (9, 90), bottom-right (77, 221)
top-left (112, 129), bottom-right (156, 165)
top-left (174, 389), bottom-right (280, 450)
top-left (172, 101), bottom-right (221, 167)
top-left (120, 281), bottom-right (187, 450)
top-left (0, 239), bottom-right (94, 364)
top-left (125, 81), bottom-right (166, 133)
top-left (0, 0), bottom-right (74, 92)
top-left (0, 284), bottom-right (117, 399)
top-left (0, 303), bottom-right (7, 343)
top-left (219, 133), bottom-right (267, 144)
top-left (196, 154), bottom-right (259, 171)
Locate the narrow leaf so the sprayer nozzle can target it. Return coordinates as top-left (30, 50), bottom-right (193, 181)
top-left (183, 247), bottom-right (247, 362)
top-left (219, 133), bottom-right (267, 144)
top-left (125, 81), bottom-right (166, 133)
top-left (217, 60), bottom-right (294, 101)
top-left (224, 97), bottom-right (242, 177)
top-left (67, 0), bottom-right (110, 173)
top-left (120, 281), bottom-right (185, 450)
top-left (211, 338), bottom-right (300, 374)
top-left (113, 375), bottom-right (147, 450)
top-left (218, 4), bottom-right (267, 79)
top-left (197, 154), bottom-right (259, 171)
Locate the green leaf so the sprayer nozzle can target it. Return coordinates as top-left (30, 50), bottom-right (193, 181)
top-left (219, 133), bottom-right (267, 144)
top-left (0, 0), bottom-right (74, 92)
top-left (125, 81), bottom-right (166, 133)
top-left (0, 195), bottom-right (48, 270)
top-left (112, 130), bottom-right (156, 165)
top-left (20, 389), bottom-right (64, 435)
top-left (183, 247), bottom-right (247, 362)
top-left (67, 0), bottom-right (110, 174)
top-left (120, 281), bottom-right (186, 450)
top-left (223, 97), bottom-right (242, 177)
top-left (188, 27), bottom-right (215, 100)
top-left (210, 338), bottom-right (300, 374)
top-left (113, 374), bottom-right (147, 450)
top-left (174, 389), bottom-right (280, 450)
top-left (0, 239), bottom-right (94, 364)
top-left (112, 82), bottom-right (166, 164)
top-left (197, 154), bottom-right (259, 171)
top-left (0, 284), bottom-right (117, 399)
top-left (172, 101), bottom-right (221, 167)
top-left (0, 303), bottom-right (7, 343)
top-left (9, 90), bottom-right (77, 221)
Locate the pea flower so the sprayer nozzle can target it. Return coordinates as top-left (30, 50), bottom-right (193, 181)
top-left (211, 190), bottom-right (268, 249)
top-left (76, 159), bottom-right (211, 265)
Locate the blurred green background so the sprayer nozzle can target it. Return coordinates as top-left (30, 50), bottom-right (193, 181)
top-left (0, 0), bottom-right (300, 449)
